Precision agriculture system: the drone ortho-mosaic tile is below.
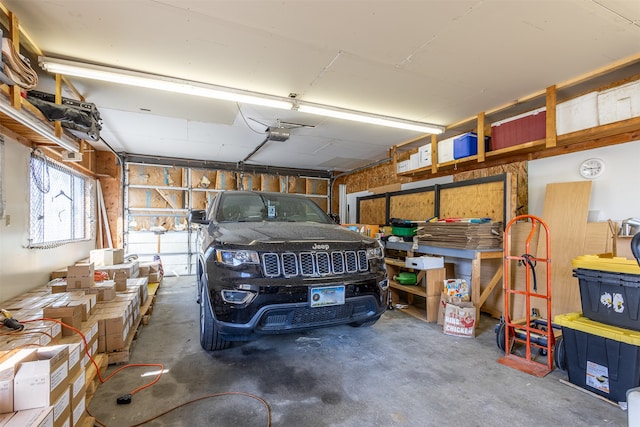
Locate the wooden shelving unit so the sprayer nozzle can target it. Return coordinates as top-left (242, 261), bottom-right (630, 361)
top-left (393, 56), bottom-right (640, 178)
top-left (386, 257), bottom-right (445, 323)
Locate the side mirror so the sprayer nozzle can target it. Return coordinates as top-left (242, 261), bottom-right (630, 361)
top-left (328, 213), bottom-right (340, 224)
top-left (189, 209), bottom-right (210, 225)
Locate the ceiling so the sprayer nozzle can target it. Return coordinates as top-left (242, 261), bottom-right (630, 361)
top-left (3, 1), bottom-right (640, 173)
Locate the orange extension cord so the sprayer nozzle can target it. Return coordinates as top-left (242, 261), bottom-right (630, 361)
top-left (18, 317), bottom-right (271, 427)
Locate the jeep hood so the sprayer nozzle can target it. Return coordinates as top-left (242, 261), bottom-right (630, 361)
top-left (214, 221), bottom-right (375, 246)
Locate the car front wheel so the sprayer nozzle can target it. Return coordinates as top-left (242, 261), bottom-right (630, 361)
top-left (199, 284), bottom-right (231, 351)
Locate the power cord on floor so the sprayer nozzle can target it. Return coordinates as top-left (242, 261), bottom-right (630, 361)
top-left (18, 317), bottom-right (272, 427)
top-left (20, 316), bottom-right (164, 427)
top-left (85, 391), bottom-right (272, 427)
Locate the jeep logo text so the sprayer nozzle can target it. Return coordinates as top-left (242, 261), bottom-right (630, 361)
top-left (312, 243), bottom-right (330, 250)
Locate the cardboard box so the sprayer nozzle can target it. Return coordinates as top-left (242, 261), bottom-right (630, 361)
top-left (444, 278), bottom-right (470, 299)
top-left (96, 261), bottom-right (139, 281)
top-left (409, 152), bottom-right (420, 170)
top-left (71, 395), bottom-right (86, 427)
top-left (51, 385), bottom-right (70, 427)
top-left (148, 272), bottom-right (162, 283)
top-left (0, 412), bottom-right (17, 425)
top-left (84, 282), bottom-right (116, 302)
top-left (69, 368), bottom-right (86, 409)
top-left (5, 406), bottom-right (54, 427)
top-left (437, 136), bottom-right (455, 163)
top-left (405, 256), bottom-right (444, 270)
top-left (0, 349), bottom-right (36, 413)
top-left (50, 281), bottom-right (68, 294)
top-left (50, 269), bottom-right (67, 280)
top-left (13, 345), bottom-right (69, 410)
top-left (65, 343), bottom-right (82, 380)
top-left (43, 305), bottom-right (83, 336)
top-left (67, 263), bottom-right (94, 279)
top-left (114, 271), bottom-right (128, 291)
top-left (418, 143), bottom-right (432, 168)
top-left (396, 160), bottom-right (410, 173)
top-left (66, 263), bottom-right (95, 289)
top-left (90, 248), bottom-right (124, 266)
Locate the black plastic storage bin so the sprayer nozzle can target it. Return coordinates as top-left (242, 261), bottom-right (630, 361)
top-left (555, 313), bottom-right (640, 403)
top-left (574, 268), bottom-right (640, 331)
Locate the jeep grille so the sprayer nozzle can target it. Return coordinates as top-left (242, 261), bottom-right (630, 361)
top-left (262, 250), bottom-right (369, 278)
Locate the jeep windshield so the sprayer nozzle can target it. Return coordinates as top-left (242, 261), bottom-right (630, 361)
top-left (215, 192), bottom-right (332, 223)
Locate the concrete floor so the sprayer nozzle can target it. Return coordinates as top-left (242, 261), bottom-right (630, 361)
top-left (88, 276), bottom-right (627, 427)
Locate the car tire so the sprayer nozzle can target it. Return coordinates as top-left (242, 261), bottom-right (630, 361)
top-left (199, 284), bottom-right (231, 351)
top-left (349, 316), bottom-right (380, 327)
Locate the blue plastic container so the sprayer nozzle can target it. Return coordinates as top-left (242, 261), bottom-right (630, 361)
top-left (453, 132), bottom-right (490, 159)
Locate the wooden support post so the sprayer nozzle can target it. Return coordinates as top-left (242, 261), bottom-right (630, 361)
top-left (54, 74), bottom-right (63, 138)
top-left (8, 12), bottom-right (21, 109)
top-left (430, 134), bottom-right (438, 174)
top-left (477, 112), bottom-right (486, 162)
top-left (546, 85), bottom-right (557, 148)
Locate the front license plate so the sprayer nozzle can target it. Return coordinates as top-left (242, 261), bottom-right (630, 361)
top-left (310, 285), bottom-right (345, 308)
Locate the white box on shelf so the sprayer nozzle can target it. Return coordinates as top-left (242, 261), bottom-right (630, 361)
top-left (396, 160), bottom-right (410, 173)
top-left (418, 143), bottom-right (432, 168)
top-left (437, 137), bottom-right (455, 163)
top-left (405, 255), bottom-right (444, 270)
top-left (597, 80), bottom-right (640, 125)
top-left (556, 92), bottom-right (599, 135)
top-left (409, 152), bottom-right (420, 170)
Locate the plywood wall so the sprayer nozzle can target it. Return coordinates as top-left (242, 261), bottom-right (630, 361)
top-left (453, 161), bottom-right (527, 215)
top-left (439, 181), bottom-right (505, 221)
top-left (389, 191), bottom-right (435, 221)
top-left (359, 198), bottom-right (386, 224)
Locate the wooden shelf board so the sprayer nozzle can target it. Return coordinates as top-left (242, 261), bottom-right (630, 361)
top-left (394, 304), bottom-right (427, 322)
top-left (390, 280), bottom-right (427, 297)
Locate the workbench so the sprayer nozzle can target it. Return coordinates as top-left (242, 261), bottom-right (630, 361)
top-left (385, 241), bottom-right (504, 334)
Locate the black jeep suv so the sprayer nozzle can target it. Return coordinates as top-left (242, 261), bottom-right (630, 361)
top-left (190, 190), bottom-right (388, 351)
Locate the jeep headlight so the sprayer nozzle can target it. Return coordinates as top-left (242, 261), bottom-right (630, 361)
top-left (366, 244), bottom-right (384, 260)
top-left (216, 249), bottom-right (260, 266)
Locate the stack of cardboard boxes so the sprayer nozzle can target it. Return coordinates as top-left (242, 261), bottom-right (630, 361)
top-left (0, 250), bottom-right (153, 426)
top-left (0, 345), bottom-right (87, 427)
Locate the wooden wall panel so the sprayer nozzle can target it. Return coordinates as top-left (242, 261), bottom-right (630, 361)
top-left (310, 197), bottom-right (328, 212)
top-left (288, 176), bottom-right (306, 194)
top-left (128, 188), bottom-right (185, 209)
top-left (191, 191), bottom-right (217, 211)
top-left (360, 198), bottom-right (386, 224)
top-left (191, 168), bottom-right (216, 189)
top-left (439, 181), bottom-right (505, 221)
top-left (261, 174), bottom-right (280, 192)
top-left (239, 173), bottom-right (261, 191)
top-left (215, 171), bottom-right (237, 190)
top-left (389, 192), bottom-right (435, 221)
top-left (128, 164), bottom-right (184, 187)
top-left (128, 212), bottom-right (187, 231)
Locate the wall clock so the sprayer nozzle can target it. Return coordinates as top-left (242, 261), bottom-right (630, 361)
top-left (579, 158), bottom-right (605, 179)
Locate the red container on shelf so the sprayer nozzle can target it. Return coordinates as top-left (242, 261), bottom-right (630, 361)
top-left (491, 109), bottom-right (546, 150)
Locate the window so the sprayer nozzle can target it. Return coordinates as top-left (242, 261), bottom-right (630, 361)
top-left (29, 151), bottom-right (94, 248)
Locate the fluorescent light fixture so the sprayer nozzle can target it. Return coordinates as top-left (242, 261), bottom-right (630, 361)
top-left (0, 95), bottom-right (80, 152)
top-left (297, 103), bottom-right (444, 134)
top-left (39, 56), bottom-right (445, 135)
top-left (39, 57), bottom-right (293, 110)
